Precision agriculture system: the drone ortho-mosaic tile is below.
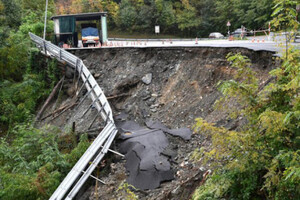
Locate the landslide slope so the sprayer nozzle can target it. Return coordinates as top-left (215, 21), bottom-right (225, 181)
top-left (42, 47), bottom-right (276, 199)
top-left (73, 47), bottom-right (275, 128)
top-left (69, 47), bottom-right (276, 199)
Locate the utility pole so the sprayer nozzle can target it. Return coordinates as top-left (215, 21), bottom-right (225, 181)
top-left (43, 0), bottom-right (48, 39)
top-left (284, 0), bottom-right (288, 60)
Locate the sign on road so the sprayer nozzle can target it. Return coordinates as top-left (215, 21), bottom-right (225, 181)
top-left (155, 25), bottom-right (160, 34)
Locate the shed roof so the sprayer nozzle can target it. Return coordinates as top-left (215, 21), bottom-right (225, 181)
top-left (51, 12), bottom-right (107, 21)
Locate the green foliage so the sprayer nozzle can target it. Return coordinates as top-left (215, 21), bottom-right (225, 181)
top-left (56, 0), bottom-right (275, 37)
top-left (215, 53), bottom-right (259, 119)
top-left (0, 0), bottom-right (21, 29)
top-left (176, 1), bottom-right (201, 35)
top-left (0, 31), bottom-right (29, 81)
top-left (0, 0), bottom-right (56, 132)
top-left (0, 124), bottom-right (90, 200)
top-left (117, 181), bottom-right (139, 200)
top-left (0, 1), bottom-right (92, 200)
top-left (271, 0), bottom-right (299, 31)
top-left (192, 49), bottom-right (300, 199)
top-left (0, 75), bottom-right (49, 131)
top-left (118, 0), bottom-right (138, 31)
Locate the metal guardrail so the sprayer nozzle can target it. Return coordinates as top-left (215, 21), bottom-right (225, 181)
top-left (108, 37), bottom-right (220, 41)
top-left (29, 32), bottom-right (117, 200)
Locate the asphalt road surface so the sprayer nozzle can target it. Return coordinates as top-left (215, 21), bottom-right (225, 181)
top-left (72, 36), bottom-right (300, 56)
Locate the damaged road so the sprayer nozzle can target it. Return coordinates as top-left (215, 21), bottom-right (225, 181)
top-left (117, 117), bottom-right (191, 190)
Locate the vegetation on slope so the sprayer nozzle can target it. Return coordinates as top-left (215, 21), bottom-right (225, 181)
top-left (0, 1), bottom-right (90, 199)
top-left (192, 1), bottom-right (300, 199)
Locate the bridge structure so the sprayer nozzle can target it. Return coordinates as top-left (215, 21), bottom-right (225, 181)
top-left (29, 32), bottom-right (119, 200)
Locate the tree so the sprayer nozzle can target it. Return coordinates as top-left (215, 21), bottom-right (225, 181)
top-left (245, 0), bottom-right (274, 30)
top-left (176, 0), bottom-right (200, 36)
top-left (154, 0), bottom-right (176, 33)
top-left (190, 0), bottom-right (216, 37)
top-left (0, 0), bottom-right (21, 29)
top-left (272, 0), bottom-right (299, 57)
top-left (118, 0), bottom-right (137, 31)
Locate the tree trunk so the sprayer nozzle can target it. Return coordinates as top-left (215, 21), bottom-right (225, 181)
top-left (35, 77), bottom-right (64, 120)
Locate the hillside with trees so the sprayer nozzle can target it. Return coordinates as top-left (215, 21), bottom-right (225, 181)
top-left (54, 0), bottom-right (275, 37)
top-left (0, 0), bottom-right (91, 199)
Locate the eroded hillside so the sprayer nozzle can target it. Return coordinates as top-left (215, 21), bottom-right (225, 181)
top-left (39, 47), bottom-right (277, 199)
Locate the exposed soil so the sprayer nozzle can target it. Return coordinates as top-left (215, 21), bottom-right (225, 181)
top-left (38, 47), bottom-right (277, 200)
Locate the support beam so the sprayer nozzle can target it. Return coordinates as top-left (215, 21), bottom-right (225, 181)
top-left (81, 93), bottom-right (103, 118)
top-left (104, 147), bottom-right (124, 157)
top-left (77, 74), bottom-right (91, 96)
top-left (73, 59), bottom-right (80, 84)
top-left (101, 15), bottom-right (108, 43)
top-left (105, 111), bottom-right (111, 125)
top-left (77, 84), bottom-right (97, 108)
top-left (88, 102), bottom-right (107, 130)
top-left (43, 0), bottom-right (48, 40)
top-left (76, 62), bottom-right (83, 89)
top-left (82, 170), bottom-right (106, 184)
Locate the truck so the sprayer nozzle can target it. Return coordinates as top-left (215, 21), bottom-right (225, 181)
top-left (81, 23), bottom-right (100, 47)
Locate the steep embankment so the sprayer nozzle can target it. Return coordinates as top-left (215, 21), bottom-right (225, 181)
top-left (42, 47), bottom-right (277, 199)
top-left (72, 47), bottom-right (275, 128)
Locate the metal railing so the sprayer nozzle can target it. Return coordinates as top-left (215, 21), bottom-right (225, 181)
top-left (29, 32), bottom-right (117, 200)
top-left (108, 37), bottom-right (220, 41)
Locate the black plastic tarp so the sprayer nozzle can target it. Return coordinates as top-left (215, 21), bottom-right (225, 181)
top-left (117, 119), bottom-right (192, 190)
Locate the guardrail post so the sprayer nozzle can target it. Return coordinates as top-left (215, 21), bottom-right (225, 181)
top-left (77, 84), bottom-right (97, 108)
top-left (59, 49), bottom-right (62, 60)
top-left (77, 74), bottom-right (91, 96)
top-left (88, 102), bottom-right (107, 130)
top-left (76, 62), bottom-right (83, 89)
top-left (105, 111), bottom-right (111, 125)
top-left (43, 41), bottom-right (47, 54)
top-left (81, 93), bottom-right (103, 118)
top-left (73, 59), bottom-right (79, 83)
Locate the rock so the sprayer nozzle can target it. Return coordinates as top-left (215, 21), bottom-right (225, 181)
top-left (179, 161), bottom-right (185, 167)
top-left (142, 73), bottom-right (152, 85)
top-left (148, 97), bottom-right (156, 103)
top-left (94, 73), bottom-right (101, 78)
top-left (142, 96), bottom-right (151, 101)
top-left (89, 69), bottom-right (95, 75)
top-left (141, 90), bottom-right (151, 97)
top-left (150, 104), bottom-right (159, 109)
top-left (150, 108), bottom-right (157, 113)
top-left (67, 86), bottom-right (76, 96)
